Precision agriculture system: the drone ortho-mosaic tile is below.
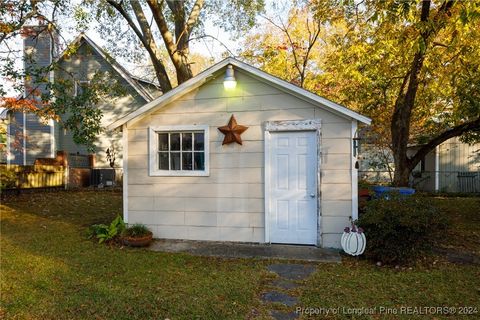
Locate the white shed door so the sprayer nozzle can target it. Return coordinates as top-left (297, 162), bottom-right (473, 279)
top-left (268, 131), bottom-right (318, 245)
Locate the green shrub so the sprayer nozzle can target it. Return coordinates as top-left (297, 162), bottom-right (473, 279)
top-left (122, 224), bottom-right (151, 238)
top-left (357, 195), bottom-right (449, 265)
top-left (0, 166), bottom-right (17, 189)
top-left (88, 215), bottom-right (125, 243)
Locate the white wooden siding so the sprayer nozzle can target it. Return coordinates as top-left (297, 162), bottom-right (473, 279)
top-left (128, 70), bottom-right (352, 246)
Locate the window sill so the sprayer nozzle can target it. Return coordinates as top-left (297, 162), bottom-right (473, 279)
top-left (148, 170), bottom-right (210, 177)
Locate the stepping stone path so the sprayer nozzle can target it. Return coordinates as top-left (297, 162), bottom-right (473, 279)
top-left (262, 291), bottom-right (298, 307)
top-left (261, 263), bottom-right (317, 320)
top-left (267, 264), bottom-right (316, 280)
top-left (270, 279), bottom-right (301, 290)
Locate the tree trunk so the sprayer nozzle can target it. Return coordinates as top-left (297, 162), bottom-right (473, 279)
top-left (166, 0), bottom-right (194, 84)
top-left (389, 0), bottom-right (458, 186)
top-left (390, 0), bottom-right (430, 187)
top-left (393, 167), bottom-right (408, 187)
top-left (392, 150), bottom-right (413, 187)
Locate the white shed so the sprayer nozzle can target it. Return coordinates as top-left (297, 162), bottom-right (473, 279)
top-left (108, 58), bottom-right (371, 248)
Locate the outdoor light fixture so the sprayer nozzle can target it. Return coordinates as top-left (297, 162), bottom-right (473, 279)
top-left (223, 64), bottom-right (237, 90)
top-left (353, 137), bottom-right (361, 157)
top-left (353, 135), bottom-right (361, 169)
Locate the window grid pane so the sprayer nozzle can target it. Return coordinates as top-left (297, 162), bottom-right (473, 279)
top-left (182, 132), bottom-right (192, 151)
top-left (158, 133), bottom-right (168, 151)
top-left (170, 133), bottom-right (180, 151)
top-left (179, 132), bottom-right (182, 170)
top-left (182, 152), bottom-right (193, 170)
top-left (171, 152), bottom-right (180, 170)
top-left (158, 152), bottom-right (169, 170)
top-left (194, 152), bottom-right (205, 171)
top-left (194, 132), bottom-right (204, 151)
top-left (168, 133), bottom-right (171, 170)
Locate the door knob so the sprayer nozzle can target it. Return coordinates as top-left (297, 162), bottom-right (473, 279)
top-left (310, 193), bottom-right (315, 198)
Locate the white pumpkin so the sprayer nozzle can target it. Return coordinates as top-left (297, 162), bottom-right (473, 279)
top-left (341, 226), bottom-right (366, 256)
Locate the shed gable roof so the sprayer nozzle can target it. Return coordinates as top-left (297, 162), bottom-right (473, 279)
top-left (107, 57), bottom-right (371, 130)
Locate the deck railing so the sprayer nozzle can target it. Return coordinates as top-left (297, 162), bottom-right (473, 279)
top-left (359, 170), bottom-right (480, 193)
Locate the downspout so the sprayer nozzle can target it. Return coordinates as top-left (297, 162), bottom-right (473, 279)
top-left (435, 145), bottom-right (440, 192)
top-left (122, 124), bottom-right (129, 224)
top-left (351, 121), bottom-right (358, 220)
top-left (23, 112), bottom-right (26, 165)
top-left (22, 36), bottom-right (27, 165)
top-left (49, 34), bottom-right (55, 158)
top-left (6, 114), bottom-right (11, 165)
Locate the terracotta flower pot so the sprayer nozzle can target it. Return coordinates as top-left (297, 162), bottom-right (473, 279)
top-left (122, 232), bottom-right (153, 247)
top-left (358, 189), bottom-right (371, 197)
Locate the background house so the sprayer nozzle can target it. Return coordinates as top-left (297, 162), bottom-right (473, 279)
top-left (410, 137), bottom-right (480, 193)
top-left (110, 58), bottom-right (371, 248)
top-left (359, 136), bottom-right (480, 193)
top-left (3, 26), bottom-right (160, 171)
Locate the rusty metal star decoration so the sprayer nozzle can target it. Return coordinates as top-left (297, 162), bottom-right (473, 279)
top-left (218, 115), bottom-right (248, 145)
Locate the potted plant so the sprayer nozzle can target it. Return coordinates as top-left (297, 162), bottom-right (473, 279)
top-left (88, 215), bottom-right (125, 244)
top-left (358, 180), bottom-right (373, 198)
top-left (121, 224), bottom-right (153, 247)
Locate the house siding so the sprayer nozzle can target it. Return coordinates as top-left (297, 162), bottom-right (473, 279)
top-left (127, 70), bottom-right (353, 248)
top-left (410, 137), bottom-right (480, 192)
top-left (54, 40), bottom-right (147, 167)
top-left (437, 137), bottom-right (479, 192)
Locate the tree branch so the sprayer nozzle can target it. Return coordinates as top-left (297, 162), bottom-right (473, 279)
top-left (166, 0), bottom-right (186, 47)
top-left (147, 0), bottom-right (177, 55)
top-left (409, 117), bottom-right (480, 169)
top-left (185, 0), bottom-right (204, 35)
top-left (106, 0), bottom-right (145, 45)
top-left (188, 34), bottom-right (235, 56)
top-left (174, 0), bottom-right (204, 49)
top-left (130, 0), bottom-right (155, 45)
top-left (0, 1), bottom-right (41, 44)
top-left (107, 0), bottom-right (172, 91)
top-left (261, 14), bottom-right (304, 86)
top-left (146, 0), bottom-right (193, 84)
top-left (301, 18), bottom-right (321, 86)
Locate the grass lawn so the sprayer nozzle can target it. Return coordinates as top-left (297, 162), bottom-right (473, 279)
top-left (1, 191), bottom-right (479, 319)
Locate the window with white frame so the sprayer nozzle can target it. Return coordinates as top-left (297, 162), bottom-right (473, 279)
top-left (149, 125), bottom-right (209, 176)
top-left (75, 80), bottom-right (90, 96)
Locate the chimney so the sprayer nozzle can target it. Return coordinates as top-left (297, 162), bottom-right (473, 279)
top-left (22, 25), bottom-right (58, 99)
top-left (17, 25), bottom-right (59, 165)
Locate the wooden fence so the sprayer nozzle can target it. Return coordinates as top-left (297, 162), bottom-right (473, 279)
top-left (0, 164), bottom-right (65, 190)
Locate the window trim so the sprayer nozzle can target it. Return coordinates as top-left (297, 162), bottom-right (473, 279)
top-left (149, 125), bottom-right (210, 176)
top-left (74, 80), bottom-right (90, 96)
